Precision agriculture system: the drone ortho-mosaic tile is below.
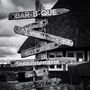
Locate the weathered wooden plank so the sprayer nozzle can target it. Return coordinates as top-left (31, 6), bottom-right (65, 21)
top-left (14, 25), bottom-right (73, 46)
top-left (9, 8), bottom-right (69, 20)
top-left (21, 42), bottom-right (61, 58)
top-left (10, 57), bottom-right (76, 67)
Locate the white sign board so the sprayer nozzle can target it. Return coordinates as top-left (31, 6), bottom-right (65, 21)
top-left (14, 26), bottom-right (73, 47)
top-left (35, 68), bottom-right (48, 77)
top-left (25, 71), bottom-right (35, 78)
top-left (21, 42), bottom-right (61, 58)
top-left (10, 57), bottom-right (76, 67)
top-left (9, 8), bottom-right (69, 20)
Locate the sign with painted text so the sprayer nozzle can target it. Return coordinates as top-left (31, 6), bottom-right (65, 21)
top-left (10, 57), bottom-right (76, 67)
top-left (23, 19), bottom-right (48, 29)
top-left (0, 66), bottom-right (33, 72)
top-left (15, 78), bottom-right (61, 89)
top-left (35, 52), bottom-right (47, 60)
top-left (21, 42), bottom-right (61, 58)
top-left (25, 71), bottom-right (35, 78)
top-left (9, 8), bottom-right (69, 20)
top-left (35, 68), bottom-right (48, 77)
top-left (14, 25), bottom-right (73, 46)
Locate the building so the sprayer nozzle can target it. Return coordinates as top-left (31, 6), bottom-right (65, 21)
top-left (18, 0), bottom-right (90, 71)
top-left (0, 1), bottom-right (90, 89)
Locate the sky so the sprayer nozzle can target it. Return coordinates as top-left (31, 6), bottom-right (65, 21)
top-left (0, 0), bottom-right (58, 62)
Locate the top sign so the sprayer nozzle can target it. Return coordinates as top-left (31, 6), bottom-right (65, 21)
top-left (8, 8), bottom-right (70, 20)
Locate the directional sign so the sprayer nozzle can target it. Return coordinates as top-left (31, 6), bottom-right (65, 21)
top-left (35, 68), bottom-right (48, 77)
top-left (10, 57), bottom-right (76, 67)
top-left (15, 78), bottom-right (61, 89)
top-left (14, 25), bottom-right (73, 46)
top-left (21, 42), bottom-right (61, 58)
top-left (25, 71), bottom-right (35, 78)
top-left (0, 66), bottom-right (33, 72)
top-left (23, 19), bottom-right (48, 29)
top-left (9, 8), bottom-right (70, 20)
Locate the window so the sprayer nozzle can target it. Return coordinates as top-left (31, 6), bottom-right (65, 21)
top-left (76, 52), bottom-right (83, 62)
top-left (48, 52), bottom-right (63, 58)
top-left (67, 52), bottom-right (74, 57)
top-left (48, 65), bottom-right (64, 71)
top-left (66, 51), bottom-right (84, 62)
top-left (57, 65), bottom-right (62, 68)
top-left (56, 53), bottom-right (63, 57)
top-left (87, 51), bottom-right (90, 61)
top-left (50, 65), bottom-right (54, 68)
top-left (48, 53), bottom-right (55, 58)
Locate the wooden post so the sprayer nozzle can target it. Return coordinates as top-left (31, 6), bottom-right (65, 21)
top-left (35, 0), bottom-right (49, 90)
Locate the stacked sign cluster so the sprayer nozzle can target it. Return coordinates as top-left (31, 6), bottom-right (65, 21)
top-left (8, 1), bottom-right (74, 90)
top-left (9, 8), bottom-right (73, 58)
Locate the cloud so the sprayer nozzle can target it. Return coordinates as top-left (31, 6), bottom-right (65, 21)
top-left (12, 0), bottom-right (35, 10)
top-left (41, 0), bottom-right (58, 9)
top-left (0, 35), bottom-right (28, 57)
top-left (0, 18), bottom-right (35, 37)
top-left (11, 0), bottom-right (57, 10)
top-left (0, 0), bottom-right (14, 19)
top-left (0, 18), bottom-right (34, 58)
top-left (0, 36), bottom-right (27, 47)
top-left (0, 0), bottom-right (25, 20)
top-left (0, 47), bottom-right (17, 57)
top-left (0, 0), bottom-right (58, 60)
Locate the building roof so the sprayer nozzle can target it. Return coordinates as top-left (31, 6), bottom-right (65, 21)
top-left (18, 0), bottom-right (90, 53)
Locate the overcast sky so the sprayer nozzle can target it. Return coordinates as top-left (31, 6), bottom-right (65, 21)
top-left (0, 0), bottom-right (58, 62)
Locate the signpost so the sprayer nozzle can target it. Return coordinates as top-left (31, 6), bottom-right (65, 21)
top-left (21, 42), bottom-right (61, 58)
top-left (14, 25), bottom-right (73, 46)
top-left (7, 1), bottom-right (75, 90)
top-left (10, 57), bottom-right (76, 67)
top-left (8, 8), bottom-right (70, 20)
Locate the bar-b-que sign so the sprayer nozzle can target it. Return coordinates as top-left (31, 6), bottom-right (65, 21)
top-left (9, 8), bottom-right (69, 20)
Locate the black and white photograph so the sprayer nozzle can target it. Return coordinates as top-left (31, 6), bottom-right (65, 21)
top-left (0, 0), bottom-right (90, 90)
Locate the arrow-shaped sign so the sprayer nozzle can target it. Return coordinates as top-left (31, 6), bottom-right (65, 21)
top-left (10, 57), bottom-right (76, 67)
top-left (25, 71), bottom-right (35, 78)
top-left (14, 25), bottom-right (73, 47)
top-left (15, 78), bottom-right (61, 89)
top-left (23, 19), bottom-right (48, 29)
top-left (35, 68), bottom-right (48, 77)
top-left (9, 8), bottom-right (70, 20)
top-left (21, 42), bottom-right (61, 58)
